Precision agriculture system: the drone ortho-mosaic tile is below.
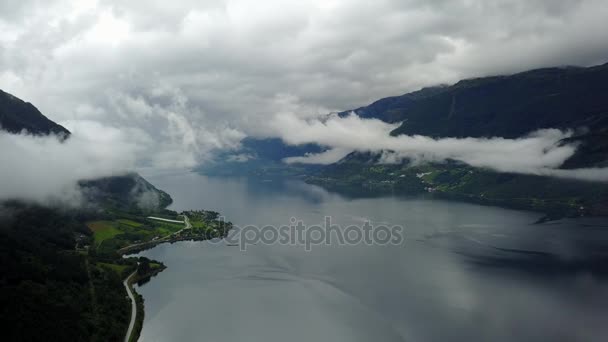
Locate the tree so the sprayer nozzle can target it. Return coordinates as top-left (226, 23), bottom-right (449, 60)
top-left (137, 258), bottom-right (150, 276)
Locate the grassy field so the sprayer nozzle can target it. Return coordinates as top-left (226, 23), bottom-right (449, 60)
top-left (88, 209), bottom-right (233, 257)
top-left (117, 219), bottom-right (143, 228)
top-left (88, 215), bottom-right (188, 255)
top-left (88, 221), bottom-right (123, 247)
top-left (147, 220), bottom-right (183, 235)
top-left (191, 220), bottom-right (207, 229)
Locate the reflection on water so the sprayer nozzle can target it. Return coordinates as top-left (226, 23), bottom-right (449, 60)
top-left (136, 172), bottom-right (608, 342)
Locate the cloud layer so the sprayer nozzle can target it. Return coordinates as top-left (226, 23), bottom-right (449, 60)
top-left (0, 122), bottom-right (138, 205)
top-left (1, 0), bottom-right (608, 170)
top-left (1, 0), bottom-right (608, 196)
top-left (280, 113), bottom-right (608, 181)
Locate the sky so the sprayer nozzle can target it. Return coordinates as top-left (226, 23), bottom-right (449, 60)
top-left (1, 0), bottom-right (608, 202)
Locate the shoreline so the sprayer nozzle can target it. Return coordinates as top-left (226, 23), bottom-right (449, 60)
top-left (303, 178), bottom-right (605, 222)
top-left (121, 257), bottom-right (168, 342)
top-left (123, 272), bottom-right (137, 342)
top-left (119, 213), bottom-right (228, 342)
top-left (119, 234), bottom-right (216, 255)
top-left (118, 216), bottom-right (189, 342)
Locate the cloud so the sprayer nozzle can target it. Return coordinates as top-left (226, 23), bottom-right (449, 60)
top-left (78, 88), bottom-right (245, 169)
top-left (1, 0), bottom-right (607, 166)
top-left (285, 148), bottom-right (353, 165)
top-left (0, 122), bottom-right (139, 205)
top-left (540, 168), bottom-right (608, 182)
top-left (1, 0), bottom-right (607, 188)
top-left (277, 113), bottom-right (608, 181)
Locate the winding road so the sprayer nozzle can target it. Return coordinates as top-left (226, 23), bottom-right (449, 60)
top-left (123, 215), bottom-right (190, 341)
top-left (124, 271), bottom-right (137, 342)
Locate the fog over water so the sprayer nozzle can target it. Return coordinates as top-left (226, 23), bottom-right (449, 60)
top-left (135, 172), bottom-right (608, 342)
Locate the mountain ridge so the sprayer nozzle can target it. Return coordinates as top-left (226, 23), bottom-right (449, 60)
top-left (0, 89), bottom-right (70, 137)
top-left (212, 62), bottom-right (608, 172)
top-left (201, 63), bottom-right (608, 218)
top-left (337, 62), bottom-right (608, 168)
top-left (0, 89), bottom-right (176, 341)
top-left (0, 88), bottom-right (172, 211)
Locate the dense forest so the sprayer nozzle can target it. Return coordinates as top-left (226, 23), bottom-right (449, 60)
top-left (0, 203), bottom-right (133, 341)
top-left (0, 89), bottom-right (173, 341)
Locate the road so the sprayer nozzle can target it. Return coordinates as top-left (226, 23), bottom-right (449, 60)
top-left (148, 215), bottom-right (191, 236)
top-left (146, 216), bottom-right (184, 224)
top-left (118, 215), bottom-right (193, 254)
top-left (147, 215), bottom-right (191, 234)
top-left (124, 271), bottom-right (137, 342)
top-left (121, 215), bottom-right (192, 341)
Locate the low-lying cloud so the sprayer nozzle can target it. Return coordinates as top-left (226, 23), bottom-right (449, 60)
top-left (279, 113), bottom-right (608, 182)
top-left (0, 122), bottom-right (139, 205)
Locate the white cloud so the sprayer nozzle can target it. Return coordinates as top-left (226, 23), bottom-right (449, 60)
top-left (1, 0), bottom-right (607, 183)
top-left (284, 148), bottom-right (353, 165)
top-left (1, 0), bottom-right (607, 155)
top-left (277, 113), bottom-right (608, 181)
top-left (0, 122), bottom-right (139, 205)
top-left (541, 168), bottom-right (608, 182)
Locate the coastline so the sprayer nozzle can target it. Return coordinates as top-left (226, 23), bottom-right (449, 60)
top-left (123, 272), bottom-right (137, 342)
top-left (123, 264), bottom-right (167, 342)
top-left (304, 178), bottom-right (600, 222)
top-left (120, 248), bottom-right (169, 342)
top-left (118, 212), bottom-right (230, 342)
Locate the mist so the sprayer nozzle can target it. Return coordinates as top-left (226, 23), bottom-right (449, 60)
top-left (2, 0), bottom-right (608, 203)
top-left (279, 113), bottom-right (608, 182)
top-left (0, 122), bottom-right (139, 206)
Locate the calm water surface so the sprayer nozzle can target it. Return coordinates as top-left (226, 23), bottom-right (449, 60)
top-left (136, 172), bottom-right (608, 341)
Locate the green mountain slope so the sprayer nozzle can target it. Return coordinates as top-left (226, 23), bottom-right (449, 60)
top-left (309, 156), bottom-right (608, 219)
top-left (346, 63), bottom-right (608, 168)
top-left (0, 88), bottom-right (172, 211)
top-left (313, 63), bottom-right (608, 218)
top-left (0, 90), bottom-right (172, 341)
top-left (0, 203), bottom-right (131, 341)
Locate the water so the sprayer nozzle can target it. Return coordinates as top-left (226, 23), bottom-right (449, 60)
top-left (135, 172), bottom-right (608, 341)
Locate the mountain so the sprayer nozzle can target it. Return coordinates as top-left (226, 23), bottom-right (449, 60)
top-left (238, 137), bottom-right (324, 161)
top-left (345, 63), bottom-right (608, 168)
top-left (198, 63), bottom-right (608, 218)
top-left (310, 153), bottom-right (608, 219)
top-left (310, 63), bottom-right (608, 218)
top-left (0, 90), bottom-right (175, 341)
top-left (209, 63), bottom-right (608, 175)
top-left (0, 89), bottom-right (70, 137)
top-left (0, 88), bottom-right (172, 211)
top-left (79, 173), bottom-right (173, 211)
top-left (350, 64), bottom-right (608, 136)
top-left (198, 137), bottom-right (324, 177)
